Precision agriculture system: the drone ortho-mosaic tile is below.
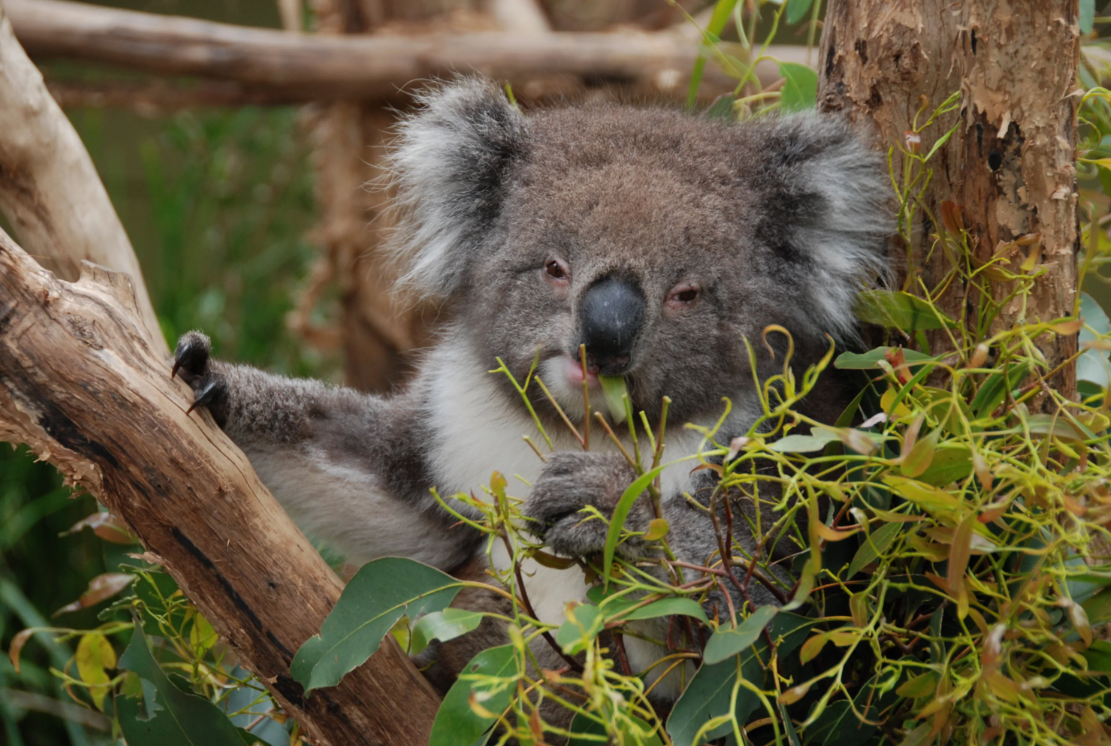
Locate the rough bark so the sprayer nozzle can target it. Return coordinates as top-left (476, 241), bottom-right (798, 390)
top-left (4, 0), bottom-right (799, 104)
top-left (0, 228), bottom-right (441, 746)
top-left (819, 0), bottom-right (1080, 399)
top-left (0, 5), bottom-right (163, 353)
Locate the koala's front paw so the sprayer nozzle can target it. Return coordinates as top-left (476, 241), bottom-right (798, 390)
top-left (525, 451), bottom-right (649, 560)
top-left (172, 331), bottom-right (228, 424)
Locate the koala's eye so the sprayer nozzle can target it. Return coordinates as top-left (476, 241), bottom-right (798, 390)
top-left (544, 259), bottom-right (569, 282)
top-left (666, 283), bottom-right (700, 308)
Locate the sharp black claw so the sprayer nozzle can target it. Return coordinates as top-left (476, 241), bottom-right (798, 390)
top-left (171, 357), bottom-right (183, 380)
top-left (187, 379), bottom-right (222, 415)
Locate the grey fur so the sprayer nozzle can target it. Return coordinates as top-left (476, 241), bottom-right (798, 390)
top-left (174, 79), bottom-right (891, 704)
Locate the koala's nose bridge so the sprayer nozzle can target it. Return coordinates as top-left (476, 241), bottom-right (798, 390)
top-left (579, 277), bottom-right (645, 374)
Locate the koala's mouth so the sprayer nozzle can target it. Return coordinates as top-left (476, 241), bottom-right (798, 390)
top-left (537, 353), bottom-right (638, 422)
top-left (558, 354), bottom-right (601, 388)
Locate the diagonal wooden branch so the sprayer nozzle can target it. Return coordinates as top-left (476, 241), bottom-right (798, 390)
top-left (4, 0), bottom-right (807, 104)
top-left (0, 228), bottom-right (440, 746)
top-left (0, 4), bottom-right (163, 353)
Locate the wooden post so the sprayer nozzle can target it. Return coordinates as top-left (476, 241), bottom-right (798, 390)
top-left (819, 0), bottom-right (1081, 399)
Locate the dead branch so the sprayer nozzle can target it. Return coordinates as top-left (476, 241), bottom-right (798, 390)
top-left (0, 5), bottom-right (163, 352)
top-left (0, 229), bottom-right (441, 745)
top-left (6, 0), bottom-right (806, 103)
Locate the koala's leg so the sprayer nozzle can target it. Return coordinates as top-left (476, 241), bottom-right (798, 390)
top-left (172, 331), bottom-right (480, 570)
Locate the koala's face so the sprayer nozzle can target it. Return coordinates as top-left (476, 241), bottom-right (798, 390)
top-left (389, 81), bottom-right (889, 425)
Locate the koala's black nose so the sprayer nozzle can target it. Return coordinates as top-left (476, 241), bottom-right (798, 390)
top-left (580, 277), bottom-right (645, 375)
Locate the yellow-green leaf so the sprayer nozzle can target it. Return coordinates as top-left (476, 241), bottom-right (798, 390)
top-left (76, 632), bottom-right (116, 711)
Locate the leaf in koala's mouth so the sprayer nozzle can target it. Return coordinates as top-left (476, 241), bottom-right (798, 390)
top-left (598, 375), bottom-right (628, 425)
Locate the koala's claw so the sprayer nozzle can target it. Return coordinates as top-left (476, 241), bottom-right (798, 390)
top-left (525, 451), bottom-right (647, 560)
top-left (186, 378), bottom-right (226, 414)
top-left (172, 331), bottom-right (228, 424)
top-left (172, 331), bottom-right (212, 383)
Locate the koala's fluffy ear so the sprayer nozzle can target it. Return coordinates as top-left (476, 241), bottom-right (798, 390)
top-left (753, 115), bottom-right (892, 342)
top-left (388, 79), bottom-right (527, 299)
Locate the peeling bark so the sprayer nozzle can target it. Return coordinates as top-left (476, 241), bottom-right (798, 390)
top-left (819, 0), bottom-right (1080, 399)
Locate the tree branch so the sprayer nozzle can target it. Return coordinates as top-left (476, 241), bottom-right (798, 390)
top-left (5, 0), bottom-right (807, 103)
top-left (0, 228), bottom-right (440, 745)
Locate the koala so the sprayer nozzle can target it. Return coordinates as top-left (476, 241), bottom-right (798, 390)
top-left (172, 79), bottom-right (889, 703)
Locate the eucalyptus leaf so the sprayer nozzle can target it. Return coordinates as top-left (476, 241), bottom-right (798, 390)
top-left (1078, 291), bottom-right (1111, 387)
top-left (1081, 0), bottom-right (1095, 34)
top-left (599, 375), bottom-right (629, 425)
top-left (568, 711), bottom-right (665, 746)
top-left (667, 613), bottom-right (816, 746)
top-left (704, 94), bottom-right (736, 122)
top-left (855, 290), bottom-right (957, 331)
top-left (116, 624), bottom-right (245, 746)
top-left (428, 645), bottom-right (517, 746)
top-left (786, 0), bottom-right (815, 24)
top-left (291, 557), bottom-right (461, 693)
top-left (556, 604), bottom-right (604, 655)
top-left (603, 465), bottom-right (665, 589)
top-left (703, 605), bottom-right (777, 664)
top-left (834, 347), bottom-right (937, 370)
top-left (779, 62), bottom-right (818, 112)
top-left (587, 586), bottom-right (709, 624)
top-left (847, 521), bottom-right (902, 579)
top-left (970, 362), bottom-right (1029, 419)
top-left (771, 428), bottom-right (842, 453)
top-left (410, 609), bottom-right (485, 657)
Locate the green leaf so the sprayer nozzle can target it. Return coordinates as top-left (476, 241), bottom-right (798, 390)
top-left (855, 290), bottom-right (957, 331)
top-left (778, 62), bottom-right (818, 112)
top-left (428, 645), bottom-right (516, 746)
top-left (410, 609), bottom-right (485, 657)
top-left (599, 375), bottom-right (629, 425)
top-left (835, 347), bottom-right (937, 370)
top-left (116, 624), bottom-right (245, 746)
top-left (915, 444), bottom-right (973, 487)
top-left (687, 0), bottom-right (741, 108)
top-left (291, 558), bottom-right (461, 693)
top-left (568, 711), bottom-right (665, 746)
top-left (555, 604), bottom-right (605, 655)
top-left (703, 605), bottom-right (777, 664)
top-left (806, 674), bottom-right (887, 746)
top-left (846, 521), bottom-right (903, 579)
top-left (883, 476), bottom-right (962, 513)
top-left (786, 0), bottom-right (815, 24)
top-left (771, 429), bottom-right (843, 453)
top-left (76, 633), bottom-right (116, 711)
top-left (704, 94), bottom-right (736, 121)
top-left (1078, 291), bottom-right (1110, 387)
top-left (667, 613), bottom-right (816, 746)
top-left (1081, 0), bottom-right (1095, 34)
top-left (969, 362), bottom-right (1029, 419)
top-left (587, 586), bottom-right (709, 624)
top-left (896, 671), bottom-right (938, 699)
top-left (603, 465), bottom-right (665, 589)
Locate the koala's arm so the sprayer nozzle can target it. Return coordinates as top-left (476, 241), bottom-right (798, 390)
top-left (172, 331), bottom-right (479, 570)
top-left (526, 451), bottom-right (787, 610)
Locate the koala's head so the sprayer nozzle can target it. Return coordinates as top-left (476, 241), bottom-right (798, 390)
top-left (388, 79), bottom-right (890, 424)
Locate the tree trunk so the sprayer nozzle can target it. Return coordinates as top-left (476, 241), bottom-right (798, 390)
top-left (0, 228), bottom-right (441, 746)
top-left (819, 0), bottom-right (1080, 400)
